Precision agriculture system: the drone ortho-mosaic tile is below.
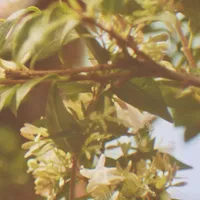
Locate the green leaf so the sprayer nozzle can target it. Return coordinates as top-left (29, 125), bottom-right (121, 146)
top-left (158, 80), bottom-right (200, 140)
top-left (158, 81), bottom-right (200, 118)
top-left (160, 191), bottom-right (171, 200)
top-left (12, 4), bottom-right (79, 67)
top-left (184, 126), bottom-right (200, 141)
top-left (113, 78), bottom-right (172, 122)
top-left (76, 26), bottom-right (110, 64)
top-left (29, 18), bottom-right (80, 68)
top-left (15, 74), bottom-right (56, 112)
top-left (153, 152), bottom-right (192, 170)
top-left (177, 0), bottom-right (200, 32)
top-left (172, 182), bottom-right (187, 187)
top-left (12, 12), bottom-right (42, 63)
top-left (101, 0), bottom-right (124, 14)
top-left (101, 0), bottom-right (142, 15)
top-left (46, 83), bottom-right (83, 153)
top-left (46, 83), bottom-right (79, 134)
top-left (164, 153), bottom-right (192, 170)
top-left (0, 85), bottom-right (19, 111)
top-left (116, 151), bottom-right (192, 170)
top-left (57, 82), bottom-right (92, 100)
top-left (0, 9), bottom-right (36, 59)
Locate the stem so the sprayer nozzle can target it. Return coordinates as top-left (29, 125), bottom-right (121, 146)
top-left (146, 194), bottom-right (151, 200)
top-left (0, 71), bottom-right (134, 85)
top-left (175, 19), bottom-right (196, 68)
top-left (0, 79), bottom-right (27, 84)
top-left (85, 83), bottom-right (106, 115)
top-left (2, 60), bottom-right (200, 87)
top-left (69, 156), bottom-right (77, 200)
top-left (5, 64), bottom-right (120, 79)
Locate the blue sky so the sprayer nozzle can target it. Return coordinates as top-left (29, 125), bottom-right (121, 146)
top-left (152, 119), bottom-right (200, 200)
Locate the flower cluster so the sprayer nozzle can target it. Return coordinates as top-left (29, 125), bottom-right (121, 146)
top-left (136, 153), bottom-right (178, 192)
top-left (80, 151), bottom-right (182, 199)
top-left (80, 154), bottom-right (124, 199)
top-left (21, 124), bottom-right (72, 200)
top-left (80, 154), bottom-right (153, 200)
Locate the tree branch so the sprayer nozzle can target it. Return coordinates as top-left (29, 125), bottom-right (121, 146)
top-left (5, 64), bottom-right (120, 79)
top-left (2, 17), bottom-right (200, 88)
top-left (2, 62), bottom-right (200, 88)
top-left (82, 16), bottom-right (200, 87)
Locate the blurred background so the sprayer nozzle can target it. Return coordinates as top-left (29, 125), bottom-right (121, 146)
top-left (0, 122), bottom-right (38, 200)
top-left (0, 0), bottom-right (36, 18)
top-left (0, 2), bottom-right (48, 200)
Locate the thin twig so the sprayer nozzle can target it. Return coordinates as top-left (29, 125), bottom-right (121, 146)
top-left (5, 64), bottom-right (121, 79)
top-left (0, 71), bottom-right (134, 85)
top-left (175, 19), bottom-right (196, 68)
top-left (82, 16), bottom-right (200, 87)
top-left (146, 194), bottom-right (151, 200)
top-left (0, 79), bottom-right (28, 84)
top-left (69, 156), bottom-right (77, 200)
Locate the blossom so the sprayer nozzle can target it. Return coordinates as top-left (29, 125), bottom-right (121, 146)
top-left (80, 154), bottom-right (124, 193)
top-left (20, 123), bottom-right (49, 141)
top-left (114, 100), bottom-right (155, 133)
top-left (28, 148), bottom-right (72, 200)
top-left (21, 123), bottom-right (72, 199)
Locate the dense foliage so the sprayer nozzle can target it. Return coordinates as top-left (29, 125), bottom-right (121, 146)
top-left (1, 0), bottom-right (200, 199)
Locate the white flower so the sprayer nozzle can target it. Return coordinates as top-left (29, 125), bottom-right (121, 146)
top-left (110, 191), bottom-right (120, 200)
top-left (27, 149), bottom-right (72, 199)
top-left (118, 136), bottom-right (131, 145)
top-left (114, 100), bottom-right (155, 133)
top-left (20, 123), bottom-right (49, 141)
top-left (80, 154), bottom-right (124, 193)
